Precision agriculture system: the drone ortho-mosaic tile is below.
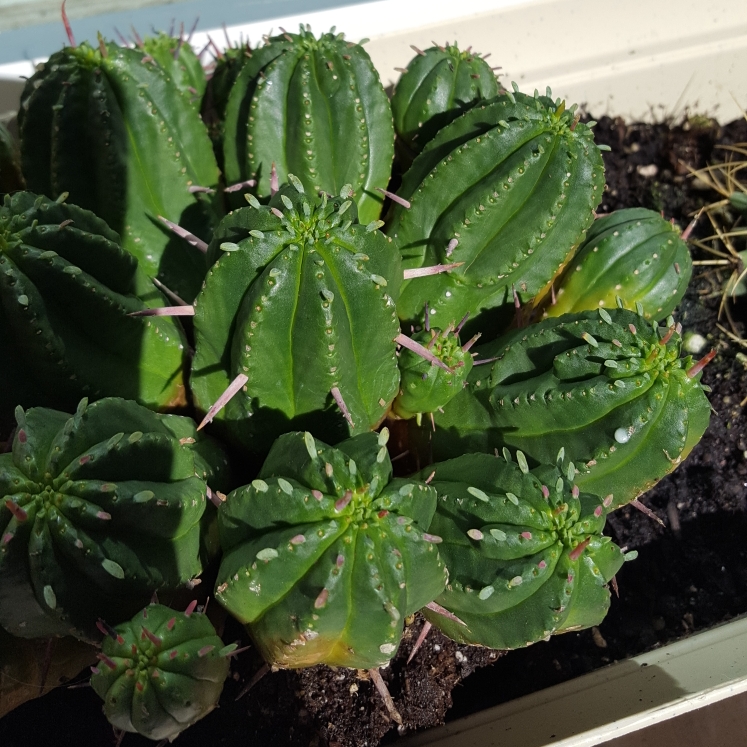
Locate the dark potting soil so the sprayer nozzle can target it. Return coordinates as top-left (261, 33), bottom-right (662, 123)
top-left (2, 115), bottom-right (747, 747)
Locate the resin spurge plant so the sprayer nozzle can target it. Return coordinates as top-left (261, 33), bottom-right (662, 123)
top-left (391, 41), bottom-right (500, 159)
top-left (222, 25), bottom-right (394, 222)
top-left (0, 192), bottom-right (188, 421)
top-left (544, 207), bottom-right (693, 321)
top-left (418, 452), bottom-right (630, 649)
top-left (91, 601), bottom-right (231, 741)
top-left (387, 86), bottom-right (605, 334)
top-left (18, 32), bottom-right (221, 301)
top-left (426, 307), bottom-right (713, 507)
top-left (0, 14), bottom-right (717, 744)
top-left (0, 397), bottom-right (229, 642)
top-left (191, 179), bottom-right (403, 456)
top-left (214, 430), bottom-right (447, 670)
top-left (140, 27), bottom-right (207, 108)
top-left (391, 312), bottom-right (477, 426)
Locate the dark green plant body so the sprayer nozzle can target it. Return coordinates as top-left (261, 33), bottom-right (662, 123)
top-left (142, 32), bottom-right (207, 108)
top-left (427, 308), bottom-right (711, 507)
top-left (0, 397), bottom-right (228, 640)
top-left (419, 453), bottom-right (625, 649)
top-left (546, 208), bottom-right (693, 321)
top-left (222, 27), bottom-right (394, 223)
top-left (215, 430), bottom-right (446, 669)
top-left (0, 121), bottom-right (24, 194)
top-left (202, 43), bottom-right (253, 168)
top-left (392, 326), bottom-right (474, 422)
top-left (205, 44), bottom-right (253, 122)
top-left (192, 181), bottom-right (401, 454)
top-left (391, 43), bottom-right (499, 156)
top-left (0, 192), bottom-right (189, 415)
top-left (90, 602), bottom-right (230, 741)
top-left (18, 41), bottom-right (221, 301)
top-left (388, 89), bottom-right (604, 331)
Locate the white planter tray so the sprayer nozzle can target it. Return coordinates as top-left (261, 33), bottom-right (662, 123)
top-left (402, 615), bottom-right (747, 747)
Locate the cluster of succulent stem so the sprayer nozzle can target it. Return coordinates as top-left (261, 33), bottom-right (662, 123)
top-left (0, 15), bottom-right (718, 743)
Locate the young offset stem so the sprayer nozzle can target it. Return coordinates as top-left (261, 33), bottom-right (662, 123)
top-left (395, 333), bottom-right (453, 372)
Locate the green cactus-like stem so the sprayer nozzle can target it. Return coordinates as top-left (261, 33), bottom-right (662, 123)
top-left (0, 192), bottom-right (189, 414)
top-left (0, 121), bottom-right (24, 195)
top-left (388, 88), bottom-right (604, 332)
top-left (201, 41), bottom-right (253, 168)
top-left (427, 308), bottom-right (711, 508)
top-left (0, 398), bottom-right (228, 641)
top-left (392, 324), bottom-right (474, 422)
top-left (546, 208), bottom-right (693, 321)
top-left (192, 181), bottom-right (401, 454)
top-left (141, 31), bottom-right (207, 108)
top-left (222, 26), bottom-right (394, 223)
top-left (18, 41), bottom-right (221, 301)
top-left (391, 42), bottom-right (499, 156)
top-left (90, 602), bottom-right (230, 741)
top-left (419, 453), bottom-right (626, 649)
top-left (215, 430), bottom-right (447, 669)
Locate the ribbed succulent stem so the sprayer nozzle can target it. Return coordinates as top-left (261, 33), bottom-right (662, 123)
top-left (545, 208), bottom-right (693, 321)
top-left (388, 88), bottom-right (604, 333)
top-left (417, 452), bottom-right (627, 649)
top-left (90, 602), bottom-right (230, 741)
top-left (391, 41), bottom-right (500, 156)
top-left (222, 27), bottom-right (394, 222)
top-left (191, 181), bottom-right (401, 453)
top-left (19, 41), bottom-right (221, 301)
top-left (214, 430), bottom-right (446, 669)
top-left (428, 308), bottom-right (711, 507)
top-left (0, 192), bottom-right (189, 412)
top-left (0, 397), bottom-right (228, 640)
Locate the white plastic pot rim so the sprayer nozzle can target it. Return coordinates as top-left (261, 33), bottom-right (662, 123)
top-left (403, 614), bottom-right (747, 747)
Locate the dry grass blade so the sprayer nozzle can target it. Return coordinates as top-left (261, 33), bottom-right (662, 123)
top-left (685, 132), bottom-right (747, 341)
top-left (716, 323), bottom-right (747, 350)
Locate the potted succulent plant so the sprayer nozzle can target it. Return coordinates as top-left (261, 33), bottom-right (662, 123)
top-left (1, 2), bottom-right (745, 746)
